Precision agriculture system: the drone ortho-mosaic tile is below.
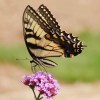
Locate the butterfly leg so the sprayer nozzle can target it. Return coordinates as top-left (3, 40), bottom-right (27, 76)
top-left (38, 63), bottom-right (47, 73)
top-left (36, 65), bottom-right (42, 71)
top-left (42, 66), bottom-right (47, 73)
top-left (31, 63), bottom-right (37, 73)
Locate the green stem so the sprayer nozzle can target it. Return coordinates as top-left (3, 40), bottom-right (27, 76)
top-left (37, 93), bottom-right (41, 100)
top-left (39, 96), bottom-right (43, 100)
top-left (33, 88), bottom-right (37, 100)
top-left (30, 86), bottom-right (43, 100)
top-left (30, 86), bottom-right (37, 100)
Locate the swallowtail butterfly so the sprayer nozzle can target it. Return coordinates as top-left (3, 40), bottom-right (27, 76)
top-left (23, 4), bottom-right (85, 68)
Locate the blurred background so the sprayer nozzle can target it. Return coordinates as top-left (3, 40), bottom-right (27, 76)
top-left (0, 0), bottom-right (100, 100)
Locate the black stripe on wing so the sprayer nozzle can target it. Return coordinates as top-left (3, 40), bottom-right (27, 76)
top-left (27, 42), bottom-right (60, 51)
top-left (40, 58), bottom-right (57, 67)
top-left (23, 5), bottom-right (54, 36)
top-left (25, 29), bottom-right (41, 40)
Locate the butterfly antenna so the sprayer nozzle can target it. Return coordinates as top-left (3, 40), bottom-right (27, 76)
top-left (16, 57), bottom-right (31, 61)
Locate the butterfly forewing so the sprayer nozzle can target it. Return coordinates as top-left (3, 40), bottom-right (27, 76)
top-left (23, 5), bottom-right (64, 67)
top-left (37, 4), bottom-right (61, 34)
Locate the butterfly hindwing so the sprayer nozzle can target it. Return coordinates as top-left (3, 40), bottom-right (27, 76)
top-left (38, 4), bottom-right (85, 57)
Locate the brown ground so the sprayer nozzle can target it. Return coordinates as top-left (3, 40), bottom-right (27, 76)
top-left (0, 0), bottom-right (100, 100)
top-left (0, 63), bottom-right (100, 100)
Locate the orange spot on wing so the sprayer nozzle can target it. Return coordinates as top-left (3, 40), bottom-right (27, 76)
top-left (70, 54), bottom-right (73, 58)
top-left (46, 34), bottom-right (50, 39)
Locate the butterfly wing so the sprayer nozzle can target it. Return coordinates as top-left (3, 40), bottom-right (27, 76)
top-left (23, 5), bottom-right (64, 59)
top-left (37, 4), bottom-right (61, 35)
top-left (37, 4), bottom-right (84, 57)
top-left (59, 31), bottom-right (85, 57)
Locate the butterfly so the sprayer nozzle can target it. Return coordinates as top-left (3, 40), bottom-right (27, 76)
top-left (23, 4), bottom-right (85, 68)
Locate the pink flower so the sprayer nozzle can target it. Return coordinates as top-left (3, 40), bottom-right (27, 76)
top-left (21, 75), bottom-right (31, 85)
top-left (21, 71), bottom-right (60, 100)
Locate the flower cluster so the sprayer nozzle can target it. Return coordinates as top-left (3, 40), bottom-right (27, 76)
top-left (21, 71), bottom-right (60, 100)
